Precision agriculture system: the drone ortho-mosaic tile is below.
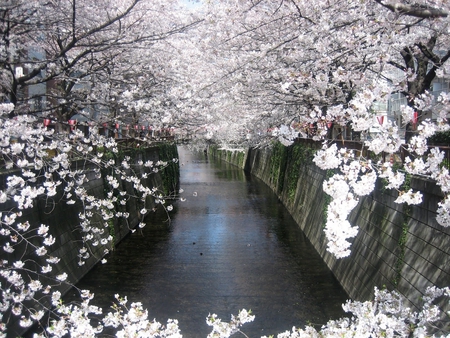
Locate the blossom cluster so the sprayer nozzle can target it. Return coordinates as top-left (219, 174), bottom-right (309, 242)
top-left (0, 106), bottom-right (179, 336)
top-left (313, 144), bottom-right (375, 258)
top-left (270, 286), bottom-right (450, 338)
top-left (206, 309), bottom-right (255, 338)
top-left (312, 91), bottom-right (450, 257)
top-left (27, 286), bottom-right (450, 338)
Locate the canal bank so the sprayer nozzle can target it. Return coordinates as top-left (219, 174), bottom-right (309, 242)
top-left (67, 146), bottom-right (349, 338)
top-left (5, 143), bottom-right (179, 337)
top-left (210, 142), bottom-right (450, 312)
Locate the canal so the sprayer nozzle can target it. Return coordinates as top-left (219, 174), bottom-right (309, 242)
top-left (69, 146), bottom-right (349, 337)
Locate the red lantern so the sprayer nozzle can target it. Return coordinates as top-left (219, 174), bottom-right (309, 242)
top-left (412, 112), bottom-right (419, 125)
top-left (68, 119), bottom-right (76, 131)
top-left (377, 116), bottom-right (384, 125)
top-left (43, 119), bottom-right (51, 127)
top-left (327, 122), bottom-right (333, 129)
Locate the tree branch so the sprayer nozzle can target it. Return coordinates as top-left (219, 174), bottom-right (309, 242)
top-left (388, 60), bottom-right (406, 72)
top-left (373, 0), bottom-right (448, 18)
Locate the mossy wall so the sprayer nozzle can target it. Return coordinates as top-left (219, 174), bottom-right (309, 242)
top-left (210, 143), bottom-right (450, 311)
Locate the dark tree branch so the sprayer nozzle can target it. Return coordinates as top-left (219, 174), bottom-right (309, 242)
top-left (400, 46), bottom-right (415, 70)
top-left (388, 60), bottom-right (407, 72)
top-left (72, 0), bottom-right (76, 41)
top-left (289, 0), bottom-right (315, 24)
top-left (373, 0), bottom-right (448, 18)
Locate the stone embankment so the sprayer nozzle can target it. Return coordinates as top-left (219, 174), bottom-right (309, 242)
top-left (210, 142), bottom-right (450, 311)
top-left (1, 143), bottom-right (179, 336)
top-left (52, 144), bottom-right (177, 285)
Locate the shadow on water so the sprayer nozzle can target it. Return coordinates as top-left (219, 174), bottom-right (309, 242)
top-left (63, 147), bottom-right (349, 338)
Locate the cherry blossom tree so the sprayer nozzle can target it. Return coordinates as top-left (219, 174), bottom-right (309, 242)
top-left (0, 2), bottom-right (196, 332)
top-left (0, 101), bottom-right (182, 336)
top-left (0, 0), bottom-right (200, 129)
top-left (175, 0), bottom-right (448, 142)
top-left (1, 0), bottom-right (450, 336)
top-left (173, 0), bottom-right (450, 257)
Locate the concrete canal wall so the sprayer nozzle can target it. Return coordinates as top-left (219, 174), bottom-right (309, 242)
top-left (48, 143), bottom-right (177, 285)
top-left (210, 143), bottom-right (450, 311)
top-left (0, 143), bottom-right (179, 335)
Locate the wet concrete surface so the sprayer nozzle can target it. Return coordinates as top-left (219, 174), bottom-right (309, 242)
top-left (68, 147), bottom-right (349, 337)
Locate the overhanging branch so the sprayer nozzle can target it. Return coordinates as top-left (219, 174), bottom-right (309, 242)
top-left (373, 0), bottom-right (448, 18)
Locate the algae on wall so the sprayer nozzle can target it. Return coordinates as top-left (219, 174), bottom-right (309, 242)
top-left (283, 143), bottom-right (315, 205)
top-left (268, 141), bottom-right (288, 194)
top-left (208, 146), bottom-right (246, 170)
top-left (158, 143), bottom-right (181, 195)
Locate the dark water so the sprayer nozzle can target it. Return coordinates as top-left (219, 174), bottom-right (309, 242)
top-left (68, 147), bottom-right (349, 337)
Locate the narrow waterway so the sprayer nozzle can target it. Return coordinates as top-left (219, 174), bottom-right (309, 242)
top-left (70, 146), bottom-right (349, 337)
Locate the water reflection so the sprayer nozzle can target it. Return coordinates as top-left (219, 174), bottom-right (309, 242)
top-left (67, 147), bottom-right (349, 337)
